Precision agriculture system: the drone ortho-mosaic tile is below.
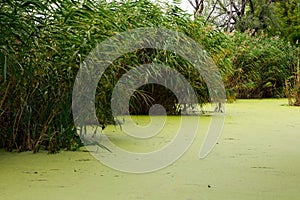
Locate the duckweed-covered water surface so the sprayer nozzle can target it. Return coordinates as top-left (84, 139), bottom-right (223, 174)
top-left (1, 99), bottom-right (300, 200)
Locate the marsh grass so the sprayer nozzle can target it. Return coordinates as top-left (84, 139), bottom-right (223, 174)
top-left (0, 0), bottom-right (229, 152)
top-left (0, 0), bottom-right (298, 152)
top-left (286, 47), bottom-right (300, 106)
top-left (229, 31), bottom-right (298, 99)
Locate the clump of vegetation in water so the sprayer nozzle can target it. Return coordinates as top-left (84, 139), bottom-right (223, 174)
top-left (228, 31), bottom-right (298, 99)
top-left (286, 46), bottom-right (300, 106)
top-left (0, 0), bottom-right (228, 152)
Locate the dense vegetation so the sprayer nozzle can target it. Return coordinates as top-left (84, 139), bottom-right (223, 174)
top-left (0, 0), bottom-right (299, 152)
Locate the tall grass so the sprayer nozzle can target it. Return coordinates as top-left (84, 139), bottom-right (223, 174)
top-left (1, 0), bottom-right (298, 152)
top-left (0, 0), bottom-right (231, 152)
top-left (228, 31), bottom-right (298, 99)
top-left (286, 46), bottom-right (300, 106)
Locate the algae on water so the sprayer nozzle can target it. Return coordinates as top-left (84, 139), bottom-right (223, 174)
top-left (1, 99), bottom-right (300, 200)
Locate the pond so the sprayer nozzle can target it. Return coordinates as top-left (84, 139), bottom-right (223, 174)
top-left (1, 99), bottom-right (300, 200)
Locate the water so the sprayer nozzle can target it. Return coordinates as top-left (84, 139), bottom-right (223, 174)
top-left (1, 99), bottom-right (300, 200)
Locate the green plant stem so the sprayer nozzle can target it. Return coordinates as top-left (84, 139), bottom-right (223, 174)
top-left (3, 55), bottom-right (6, 82)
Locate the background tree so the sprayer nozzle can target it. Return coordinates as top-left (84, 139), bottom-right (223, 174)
top-left (188, 0), bottom-right (205, 16)
top-left (274, 0), bottom-right (300, 45)
top-left (187, 0), bottom-right (281, 34)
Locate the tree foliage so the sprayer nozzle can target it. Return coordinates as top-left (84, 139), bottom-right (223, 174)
top-left (188, 0), bottom-right (292, 36)
top-left (274, 0), bottom-right (300, 44)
